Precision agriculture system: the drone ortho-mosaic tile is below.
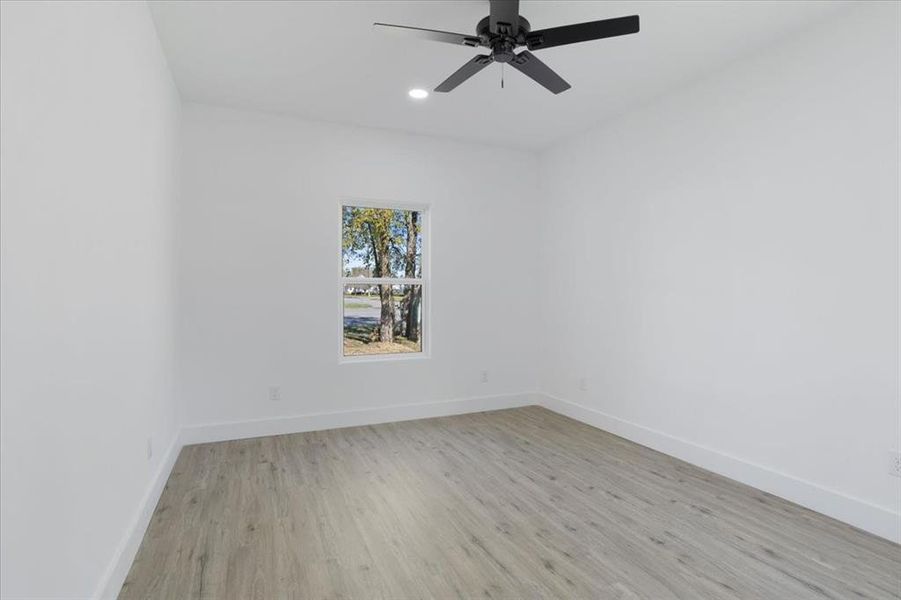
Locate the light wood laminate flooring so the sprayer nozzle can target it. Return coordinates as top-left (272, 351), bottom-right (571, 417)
top-left (121, 406), bottom-right (901, 599)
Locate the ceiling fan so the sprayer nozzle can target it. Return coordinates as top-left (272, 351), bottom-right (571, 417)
top-left (374, 0), bottom-right (639, 95)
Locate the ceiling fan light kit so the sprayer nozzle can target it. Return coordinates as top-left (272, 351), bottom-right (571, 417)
top-left (375, 0), bottom-right (639, 95)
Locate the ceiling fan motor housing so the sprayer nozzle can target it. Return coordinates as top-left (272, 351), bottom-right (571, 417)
top-left (476, 15), bottom-right (532, 62)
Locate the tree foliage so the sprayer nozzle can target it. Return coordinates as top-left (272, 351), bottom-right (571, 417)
top-left (342, 207), bottom-right (420, 277)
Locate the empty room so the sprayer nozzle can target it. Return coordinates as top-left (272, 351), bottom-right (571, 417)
top-left (1, 1), bottom-right (899, 598)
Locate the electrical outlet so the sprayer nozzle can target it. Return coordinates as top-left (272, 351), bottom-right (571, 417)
top-left (146, 438), bottom-right (153, 461)
top-left (480, 370), bottom-right (489, 383)
top-left (269, 386), bottom-right (281, 402)
top-left (889, 451), bottom-right (901, 478)
top-left (579, 377), bottom-right (588, 392)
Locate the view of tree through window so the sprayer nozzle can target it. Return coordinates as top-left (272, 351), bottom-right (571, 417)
top-left (342, 205), bottom-right (424, 357)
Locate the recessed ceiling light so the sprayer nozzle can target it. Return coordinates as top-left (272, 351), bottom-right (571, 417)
top-left (408, 88), bottom-right (429, 100)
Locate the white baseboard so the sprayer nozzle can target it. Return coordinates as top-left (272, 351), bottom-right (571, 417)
top-left (180, 392), bottom-right (540, 446)
top-left (538, 393), bottom-right (901, 544)
top-left (94, 430), bottom-right (185, 600)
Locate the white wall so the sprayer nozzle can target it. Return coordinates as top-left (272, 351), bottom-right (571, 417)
top-left (2, 5), bottom-right (897, 598)
top-left (538, 2), bottom-right (900, 539)
top-left (0, 2), bottom-right (181, 598)
top-left (177, 104), bottom-right (540, 429)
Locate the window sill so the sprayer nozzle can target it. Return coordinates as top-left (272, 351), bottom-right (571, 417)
top-left (339, 352), bottom-right (430, 365)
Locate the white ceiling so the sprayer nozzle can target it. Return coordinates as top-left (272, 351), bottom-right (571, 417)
top-left (149, 1), bottom-right (850, 150)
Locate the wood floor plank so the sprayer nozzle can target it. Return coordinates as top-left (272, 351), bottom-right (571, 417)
top-left (121, 406), bottom-right (901, 599)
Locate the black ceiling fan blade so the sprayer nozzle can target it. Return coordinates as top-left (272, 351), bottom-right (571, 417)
top-left (434, 54), bottom-right (494, 93)
top-left (509, 50), bottom-right (570, 94)
top-left (489, 0), bottom-right (520, 36)
top-left (526, 15), bottom-right (639, 51)
top-left (373, 23), bottom-right (482, 47)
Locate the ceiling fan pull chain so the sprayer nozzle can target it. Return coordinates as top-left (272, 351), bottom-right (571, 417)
top-left (501, 63), bottom-right (505, 89)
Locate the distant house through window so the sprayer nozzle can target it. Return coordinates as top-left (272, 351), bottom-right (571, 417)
top-left (341, 203), bottom-right (426, 358)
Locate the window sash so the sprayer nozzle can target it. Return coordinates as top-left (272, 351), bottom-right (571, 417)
top-left (340, 281), bottom-right (428, 360)
top-left (340, 203), bottom-right (427, 281)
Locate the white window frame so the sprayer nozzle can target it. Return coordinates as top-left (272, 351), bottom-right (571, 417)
top-left (339, 199), bottom-right (430, 363)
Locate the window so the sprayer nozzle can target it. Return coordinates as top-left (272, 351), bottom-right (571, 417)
top-left (341, 203), bottom-right (427, 359)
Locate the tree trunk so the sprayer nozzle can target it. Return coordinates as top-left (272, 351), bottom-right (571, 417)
top-left (401, 212), bottom-right (419, 342)
top-left (400, 294), bottom-right (410, 338)
top-left (406, 286), bottom-right (420, 342)
top-left (378, 284), bottom-right (394, 343)
top-left (367, 221), bottom-right (394, 343)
